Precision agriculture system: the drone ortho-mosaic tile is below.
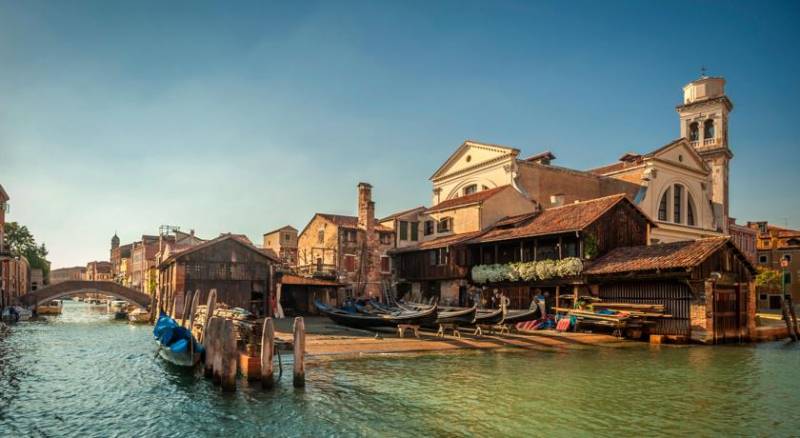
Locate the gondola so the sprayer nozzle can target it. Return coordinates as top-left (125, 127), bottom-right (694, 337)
top-left (473, 308), bottom-right (505, 325)
top-left (153, 312), bottom-right (203, 367)
top-left (435, 305), bottom-right (477, 325)
top-left (315, 300), bottom-right (438, 329)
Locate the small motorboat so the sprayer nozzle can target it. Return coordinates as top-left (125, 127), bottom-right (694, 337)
top-left (128, 308), bottom-right (151, 324)
top-left (37, 300), bottom-right (63, 315)
top-left (1, 306), bottom-right (32, 322)
top-left (108, 300), bottom-right (129, 320)
top-left (153, 312), bottom-right (203, 367)
top-left (315, 300), bottom-right (438, 329)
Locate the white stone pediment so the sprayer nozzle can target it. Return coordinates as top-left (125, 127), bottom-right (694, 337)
top-left (430, 140), bottom-right (519, 181)
top-left (651, 139), bottom-right (709, 174)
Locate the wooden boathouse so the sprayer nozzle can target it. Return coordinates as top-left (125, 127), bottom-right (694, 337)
top-left (584, 237), bottom-right (757, 343)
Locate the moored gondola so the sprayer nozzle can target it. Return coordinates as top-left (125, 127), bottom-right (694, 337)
top-left (435, 305), bottom-right (477, 325)
top-left (315, 300), bottom-right (438, 329)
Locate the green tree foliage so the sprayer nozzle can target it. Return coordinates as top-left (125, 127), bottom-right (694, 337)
top-left (3, 222), bottom-right (51, 281)
top-left (755, 266), bottom-right (782, 292)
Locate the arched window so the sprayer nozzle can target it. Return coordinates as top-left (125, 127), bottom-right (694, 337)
top-left (658, 189), bottom-right (668, 221)
top-left (673, 184), bottom-right (682, 223)
top-left (463, 184), bottom-right (477, 196)
top-left (689, 122), bottom-right (699, 142)
top-left (704, 119), bottom-right (715, 140)
top-left (687, 192), bottom-right (696, 226)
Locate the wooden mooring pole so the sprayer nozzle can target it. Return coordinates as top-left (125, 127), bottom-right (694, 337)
top-left (293, 316), bottom-right (305, 388)
top-left (201, 289), bottom-right (217, 344)
top-left (261, 317), bottom-right (275, 389)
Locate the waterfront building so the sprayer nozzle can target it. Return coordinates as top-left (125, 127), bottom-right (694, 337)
top-left (130, 235), bottom-right (160, 292)
top-left (156, 233), bottom-right (279, 318)
top-left (296, 183), bottom-right (395, 298)
top-left (1, 255), bottom-right (30, 306)
top-left (0, 183), bottom-right (9, 309)
top-left (748, 221), bottom-right (800, 308)
top-left (50, 266), bottom-right (87, 284)
top-left (262, 225), bottom-right (298, 267)
top-left (391, 194), bottom-right (652, 306)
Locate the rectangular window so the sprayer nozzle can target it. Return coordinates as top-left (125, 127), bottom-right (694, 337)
top-left (317, 230), bottom-right (324, 244)
top-left (437, 218), bottom-right (451, 233)
top-left (785, 272), bottom-right (792, 284)
top-left (759, 255), bottom-right (767, 264)
top-left (379, 232), bottom-right (392, 245)
top-left (380, 256), bottom-right (390, 273)
top-left (424, 220), bottom-right (434, 236)
top-left (438, 248), bottom-right (448, 266)
top-left (399, 221), bottom-right (408, 241)
top-left (341, 229), bottom-right (357, 243)
top-left (429, 250), bottom-right (438, 266)
top-left (345, 254), bottom-right (356, 272)
top-left (410, 222), bottom-right (419, 241)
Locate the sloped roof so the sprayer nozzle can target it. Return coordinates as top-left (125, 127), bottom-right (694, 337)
top-left (468, 194), bottom-right (654, 244)
top-left (379, 206), bottom-right (426, 223)
top-left (263, 225), bottom-right (298, 236)
top-left (389, 231), bottom-right (484, 254)
top-left (584, 236), bottom-right (755, 275)
top-left (588, 138), bottom-right (708, 176)
top-left (317, 213), bottom-right (393, 232)
top-left (427, 185), bottom-right (511, 213)
top-left (161, 233), bottom-right (280, 265)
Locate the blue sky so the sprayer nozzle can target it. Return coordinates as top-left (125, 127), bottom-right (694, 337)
top-left (1, 0), bottom-right (798, 268)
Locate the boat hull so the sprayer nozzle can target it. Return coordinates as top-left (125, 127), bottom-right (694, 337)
top-left (316, 301), bottom-right (438, 329)
top-left (156, 340), bottom-right (201, 367)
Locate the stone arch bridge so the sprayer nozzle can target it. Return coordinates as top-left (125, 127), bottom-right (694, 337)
top-left (19, 280), bottom-right (152, 308)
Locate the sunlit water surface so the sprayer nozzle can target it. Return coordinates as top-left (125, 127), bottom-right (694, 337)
top-left (1, 301), bottom-right (799, 437)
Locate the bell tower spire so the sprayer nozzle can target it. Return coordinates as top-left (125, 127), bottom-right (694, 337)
top-left (676, 73), bottom-right (734, 233)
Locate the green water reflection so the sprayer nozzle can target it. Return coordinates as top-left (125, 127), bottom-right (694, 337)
top-left (1, 301), bottom-right (799, 437)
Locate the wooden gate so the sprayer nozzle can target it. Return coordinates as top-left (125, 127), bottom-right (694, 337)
top-left (599, 281), bottom-right (691, 336)
top-left (713, 285), bottom-right (742, 343)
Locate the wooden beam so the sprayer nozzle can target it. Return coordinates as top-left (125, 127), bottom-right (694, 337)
top-left (293, 317), bottom-right (306, 388)
top-left (261, 317), bottom-right (275, 389)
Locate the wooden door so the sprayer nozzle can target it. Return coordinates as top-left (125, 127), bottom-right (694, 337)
top-left (713, 285), bottom-right (741, 343)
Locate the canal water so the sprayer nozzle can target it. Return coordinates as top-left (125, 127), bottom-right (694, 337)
top-left (1, 301), bottom-right (799, 437)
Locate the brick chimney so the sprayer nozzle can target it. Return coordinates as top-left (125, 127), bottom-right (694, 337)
top-left (357, 182), bottom-right (374, 232)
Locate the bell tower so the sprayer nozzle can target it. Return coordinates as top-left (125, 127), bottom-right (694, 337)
top-left (676, 73), bottom-right (733, 233)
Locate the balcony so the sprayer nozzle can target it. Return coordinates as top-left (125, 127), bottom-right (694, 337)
top-left (702, 138), bottom-right (717, 147)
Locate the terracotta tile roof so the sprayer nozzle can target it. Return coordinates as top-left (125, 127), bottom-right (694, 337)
top-left (427, 185), bottom-right (510, 213)
top-left (379, 206), bottom-right (426, 222)
top-left (584, 237), bottom-right (755, 275)
top-left (317, 214), bottom-right (393, 232)
top-left (389, 231), bottom-right (483, 254)
top-left (280, 274), bottom-right (342, 287)
top-left (468, 194), bottom-right (653, 244)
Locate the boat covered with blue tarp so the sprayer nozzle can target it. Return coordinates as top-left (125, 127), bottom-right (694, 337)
top-left (153, 312), bottom-right (204, 367)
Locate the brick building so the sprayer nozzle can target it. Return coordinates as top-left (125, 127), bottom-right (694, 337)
top-left (748, 221), bottom-right (800, 308)
top-left (85, 261), bottom-right (113, 281)
top-left (297, 183), bottom-right (394, 298)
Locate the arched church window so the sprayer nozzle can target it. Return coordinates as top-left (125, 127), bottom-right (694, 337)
top-left (704, 119), bottom-right (715, 139)
top-left (463, 184), bottom-right (477, 196)
top-left (673, 184), bottom-right (683, 223)
top-left (687, 192), bottom-right (696, 226)
top-left (689, 122), bottom-right (699, 142)
top-left (658, 189), bottom-right (669, 221)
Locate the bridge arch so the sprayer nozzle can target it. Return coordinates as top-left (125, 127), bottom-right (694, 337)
top-left (18, 280), bottom-right (152, 308)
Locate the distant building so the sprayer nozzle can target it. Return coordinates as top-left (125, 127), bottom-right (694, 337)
top-left (297, 183), bottom-right (395, 298)
top-left (0, 183), bottom-right (8, 257)
top-left (156, 233), bottom-right (279, 318)
top-left (1, 255), bottom-right (29, 306)
top-left (30, 268), bottom-right (44, 291)
top-left (262, 226), bottom-right (298, 266)
top-left (748, 221), bottom-right (800, 308)
top-left (50, 266), bottom-right (87, 284)
top-left (85, 261), bottom-right (113, 281)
